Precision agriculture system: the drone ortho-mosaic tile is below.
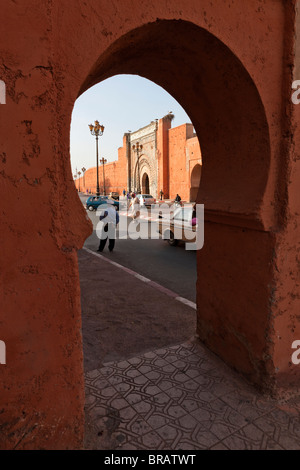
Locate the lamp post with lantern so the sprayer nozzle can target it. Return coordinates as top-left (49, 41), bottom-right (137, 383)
top-left (88, 120), bottom-right (104, 196)
top-left (81, 167), bottom-right (86, 192)
top-left (77, 170), bottom-right (81, 192)
top-left (73, 173), bottom-right (78, 191)
top-left (99, 157), bottom-right (107, 195)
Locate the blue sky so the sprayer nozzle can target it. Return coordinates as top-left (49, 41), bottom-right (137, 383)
top-left (70, 74), bottom-right (191, 176)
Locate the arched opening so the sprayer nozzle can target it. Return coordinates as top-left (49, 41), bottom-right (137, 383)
top-left (142, 172), bottom-right (150, 194)
top-left (73, 76), bottom-right (198, 374)
top-left (190, 164), bottom-right (202, 202)
top-left (68, 18), bottom-right (274, 449)
top-left (75, 18), bottom-right (271, 386)
top-left (3, 3), bottom-right (296, 452)
top-left (79, 19), bottom-right (270, 222)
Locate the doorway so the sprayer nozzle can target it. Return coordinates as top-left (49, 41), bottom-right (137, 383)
top-left (142, 173), bottom-right (150, 194)
top-left (190, 164), bottom-right (201, 201)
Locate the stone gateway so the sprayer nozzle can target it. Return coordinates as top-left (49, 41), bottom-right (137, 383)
top-left (76, 113), bottom-right (202, 202)
top-left (1, 0), bottom-right (300, 449)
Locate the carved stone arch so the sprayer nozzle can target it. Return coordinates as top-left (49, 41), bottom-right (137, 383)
top-left (133, 155), bottom-right (156, 194)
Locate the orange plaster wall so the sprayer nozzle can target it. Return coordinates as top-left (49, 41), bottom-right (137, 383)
top-left (76, 120), bottom-right (202, 201)
top-left (168, 124), bottom-right (202, 201)
top-left (0, 0), bottom-right (298, 450)
top-left (75, 144), bottom-right (127, 195)
top-left (156, 116), bottom-right (171, 198)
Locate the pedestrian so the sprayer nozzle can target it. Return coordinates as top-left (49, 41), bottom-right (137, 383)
top-left (160, 189), bottom-right (164, 201)
top-left (129, 193), bottom-right (140, 221)
top-left (97, 200), bottom-right (119, 253)
top-left (123, 189), bottom-right (126, 196)
top-left (190, 203), bottom-right (198, 226)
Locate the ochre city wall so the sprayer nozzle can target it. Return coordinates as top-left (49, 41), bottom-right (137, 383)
top-left (168, 124), bottom-right (202, 201)
top-left (75, 120), bottom-right (202, 201)
top-left (0, 0), bottom-right (300, 449)
top-left (77, 140), bottom-right (127, 195)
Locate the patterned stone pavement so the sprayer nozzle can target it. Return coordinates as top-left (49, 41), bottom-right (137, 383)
top-left (84, 337), bottom-right (300, 450)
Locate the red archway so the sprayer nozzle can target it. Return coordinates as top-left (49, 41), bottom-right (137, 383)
top-left (77, 20), bottom-right (272, 387)
top-left (4, 4), bottom-right (294, 449)
top-left (79, 20), bottom-right (270, 224)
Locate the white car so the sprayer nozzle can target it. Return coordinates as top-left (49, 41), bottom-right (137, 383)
top-left (158, 204), bottom-right (197, 246)
top-left (136, 194), bottom-right (156, 206)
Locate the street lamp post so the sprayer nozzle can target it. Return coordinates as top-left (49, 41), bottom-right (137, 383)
top-left (77, 171), bottom-right (81, 192)
top-left (88, 120), bottom-right (105, 196)
top-left (73, 173), bottom-right (78, 191)
top-left (81, 167), bottom-right (86, 192)
top-left (100, 158), bottom-right (107, 195)
top-left (132, 142), bottom-right (143, 194)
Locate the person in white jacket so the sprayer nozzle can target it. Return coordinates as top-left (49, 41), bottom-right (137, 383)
top-left (97, 200), bottom-right (119, 252)
top-left (129, 194), bottom-right (140, 221)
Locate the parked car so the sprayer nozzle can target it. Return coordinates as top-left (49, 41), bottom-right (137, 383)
top-left (158, 204), bottom-right (196, 246)
top-left (86, 195), bottom-right (119, 211)
top-left (109, 191), bottom-right (119, 200)
top-left (136, 194), bottom-right (156, 207)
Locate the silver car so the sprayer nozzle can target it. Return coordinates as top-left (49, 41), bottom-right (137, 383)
top-left (158, 204), bottom-right (197, 246)
top-left (136, 194), bottom-right (156, 207)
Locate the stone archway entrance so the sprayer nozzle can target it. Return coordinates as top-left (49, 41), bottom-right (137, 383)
top-left (142, 173), bottom-right (150, 194)
top-left (134, 156), bottom-right (156, 196)
top-left (190, 164), bottom-right (201, 202)
top-left (5, 5), bottom-right (297, 449)
top-left (78, 19), bottom-right (272, 390)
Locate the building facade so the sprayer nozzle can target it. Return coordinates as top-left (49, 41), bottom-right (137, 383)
top-left (75, 113), bottom-right (202, 201)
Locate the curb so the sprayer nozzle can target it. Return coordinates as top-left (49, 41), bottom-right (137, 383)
top-left (82, 246), bottom-right (197, 310)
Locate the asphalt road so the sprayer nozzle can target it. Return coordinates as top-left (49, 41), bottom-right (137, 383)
top-left (79, 194), bottom-right (197, 302)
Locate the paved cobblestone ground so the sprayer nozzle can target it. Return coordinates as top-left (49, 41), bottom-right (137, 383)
top-left (78, 249), bottom-right (196, 371)
top-left (79, 249), bottom-right (300, 450)
top-left (84, 338), bottom-right (300, 450)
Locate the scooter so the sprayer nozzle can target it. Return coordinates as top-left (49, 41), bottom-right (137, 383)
top-left (174, 200), bottom-right (182, 208)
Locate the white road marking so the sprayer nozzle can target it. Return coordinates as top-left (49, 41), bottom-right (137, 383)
top-left (175, 297), bottom-right (197, 310)
top-left (82, 247), bottom-right (196, 310)
top-left (135, 274), bottom-right (151, 283)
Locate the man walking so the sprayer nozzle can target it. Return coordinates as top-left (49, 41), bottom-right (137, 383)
top-left (97, 200), bottom-right (119, 252)
top-left (129, 193), bottom-right (140, 221)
